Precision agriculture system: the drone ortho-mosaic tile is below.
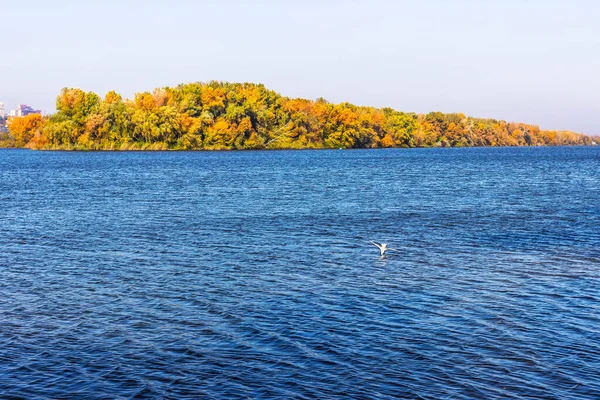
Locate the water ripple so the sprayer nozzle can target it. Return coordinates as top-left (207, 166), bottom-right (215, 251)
top-left (0, 147), bottom-right (599, 399)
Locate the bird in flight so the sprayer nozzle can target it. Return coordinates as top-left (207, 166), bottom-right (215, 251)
top-left (370, 241), bottom-right (399, 257)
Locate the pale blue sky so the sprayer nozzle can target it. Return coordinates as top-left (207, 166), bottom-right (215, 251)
top-left (2, 0), bottom-right (599, 134)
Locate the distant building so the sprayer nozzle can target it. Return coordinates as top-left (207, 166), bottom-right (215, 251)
top-left (18, 104), bottom-right (41, 116)
top-left (6, 104), bottom-right (42, 118)
top-left (0, 102), bottom-right (4, 118)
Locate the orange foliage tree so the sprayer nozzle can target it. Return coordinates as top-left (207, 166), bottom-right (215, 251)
top-left (4, 82), bottom-right (593, 150)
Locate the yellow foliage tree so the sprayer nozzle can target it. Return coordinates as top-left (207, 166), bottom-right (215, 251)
top-left (7, 114), bottom-right (45, 147)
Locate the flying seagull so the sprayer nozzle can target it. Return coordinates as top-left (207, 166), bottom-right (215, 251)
top-left (370, 241), bottom-right (399, 257)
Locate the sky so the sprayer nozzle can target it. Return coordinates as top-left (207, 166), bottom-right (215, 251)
top-left (1, 0), bottom-right (599, 134)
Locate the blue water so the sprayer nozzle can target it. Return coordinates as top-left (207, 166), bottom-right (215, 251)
top-left (0, 147), bottom-right (599, 399)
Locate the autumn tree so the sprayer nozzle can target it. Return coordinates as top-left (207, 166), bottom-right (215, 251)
top-left (7, 114), bottom-right (46, 147)
top-left (3, 82), bottom-right (592, 150)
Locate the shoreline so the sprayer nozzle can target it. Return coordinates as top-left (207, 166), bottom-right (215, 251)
top-left (0, 143), bottom-right (596, 153)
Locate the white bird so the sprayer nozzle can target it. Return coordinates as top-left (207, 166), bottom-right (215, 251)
top-left (370, 241), bottom-right (399, 257)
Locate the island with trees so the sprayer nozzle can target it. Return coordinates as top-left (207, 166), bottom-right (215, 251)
top-left (3, 81), bottom-right (593, 150)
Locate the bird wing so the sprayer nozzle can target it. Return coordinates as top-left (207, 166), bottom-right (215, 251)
top-left (370, 241), bottom-right (382, 249)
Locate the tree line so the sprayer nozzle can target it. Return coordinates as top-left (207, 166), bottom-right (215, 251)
top-left (4, 81), bottom-right (593, 150)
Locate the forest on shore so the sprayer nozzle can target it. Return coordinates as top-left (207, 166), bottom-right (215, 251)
top-left (2, 81), bottom-right (594, 150)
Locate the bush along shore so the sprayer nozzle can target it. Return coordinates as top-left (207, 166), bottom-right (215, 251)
top-left (4, 82), bottom-right (593, 150)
